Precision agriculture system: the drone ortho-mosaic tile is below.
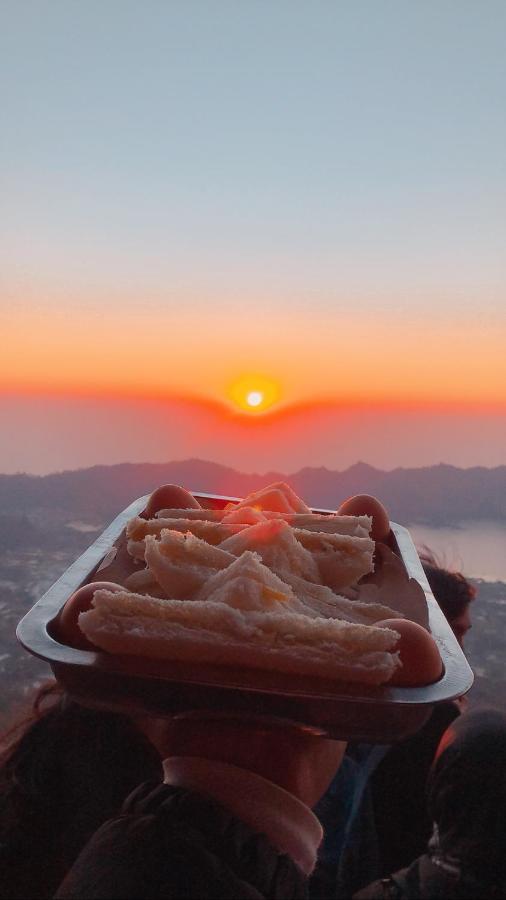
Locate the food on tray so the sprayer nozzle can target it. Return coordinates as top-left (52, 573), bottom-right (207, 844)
top-left (154, 507), bottom-right (372, 536)
top-left (292, 528), bottom-right (375, 590)
top-left (280, 513), bottom-right (372, 537)
top-left (126, 517), bottom-right (247, 560)
top-left (154, 507), bottom-right (227, 521)
top-left (57, 581), bottom-right (124, 650)
top-left (222, 506), bottom-right (267, 525)
top-left (140, 531), bottom-right (235, 599)
top-left (231, 481), bottom-right (312, 514)
top-left (125, 528), bottom-right (396, 626)
top-left (233, 486), bottom-right (294, 514)
top-left (129, 514), bottom-right (374, 588)
top-left (219, 519), bottom-right (322, 583)
top-left (62, 480), bottom-right (441, 687)
top-left (78, 578), bottom-right (401, 686)
top-left (144, 484), bottom-right (202, 517)
top-left (337, 494), bottom-right (391, 542)
top-left (280, 573), bottom-right (402, 625)
top-left (192, 551), bottom-right (309, 613)
top-left (376, 618), bottom-right (443, 686)
top-left (220, 519), bottom-right (374, 590)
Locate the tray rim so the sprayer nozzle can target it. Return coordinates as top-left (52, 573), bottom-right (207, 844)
top-left (16, 491), bottom-right (474, 708)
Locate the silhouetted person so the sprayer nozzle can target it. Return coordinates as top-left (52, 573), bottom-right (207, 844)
top-left (367, 556), bottom-right (476, 879)
top-left (355, 708), bottom-right (506, 899)
top-left (0, 681), bottom-right (163, 899)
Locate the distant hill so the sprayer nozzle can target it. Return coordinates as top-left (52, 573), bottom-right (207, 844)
top-left (1, 459), bottom-right (505, 526)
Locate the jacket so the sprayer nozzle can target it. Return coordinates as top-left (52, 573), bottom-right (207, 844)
top-left (353, 853), bottom-right (505, 899)
top-left (55, 781), bottom-right (308, 899)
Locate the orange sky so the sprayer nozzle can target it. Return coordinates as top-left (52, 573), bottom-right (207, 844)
top-left (3, 289), bottom-right (505, 476)
top-left (2, 301), bottom-right (505, 411)
top-left (1, 387), bottom-right (505, 476)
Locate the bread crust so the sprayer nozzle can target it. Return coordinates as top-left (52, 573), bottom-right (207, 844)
top-left (79, 589), bottom-right (400, 685)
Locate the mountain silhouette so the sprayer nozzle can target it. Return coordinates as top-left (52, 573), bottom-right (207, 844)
top-left (1, 459), bottom-right (505, 526)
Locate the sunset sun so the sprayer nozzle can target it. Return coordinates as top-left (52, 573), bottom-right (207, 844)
top-left (246, 390), bottom-right (263, 408)
top-left (228, 376), bottom-right (281, 413)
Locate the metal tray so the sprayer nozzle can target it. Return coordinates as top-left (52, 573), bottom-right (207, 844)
top-left (16, 492), bottom-right (474, 742)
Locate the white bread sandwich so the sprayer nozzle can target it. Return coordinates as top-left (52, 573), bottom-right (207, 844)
top-left (124, 530), bottom-right (399, 629)
top-left (126, 516), bottom-right (248, 561)
top-left (293, 528), bottom-right (375, 590)
top-left (219, 519), bottom-right (322, 584)
top-left (281, 572), bottom-right (402, 626)
top-left (228, 487), bottom-right (294, 514)
top-left (194, 553), bottom-right (401, 626)
top-left (127, 530), bottom-right (236, 599)
top-left (153, 506), bottom-right (268, 525)
top-left (229, 482), bottom-right (311, 514)
top-left (221, 506), bottom-right (268, 525)
top-left (150, 507), bottom-right (372, 539)
top-left (282, 513), bottom-right (372, 538)
top-left (78, 571), bottom-right (401, 685)
top-left (154, 507), bottom-right (228, 521)
top-left (219, 519), bottom-right (374, 590)
top-left (192, 551), bottom-right (310, 614)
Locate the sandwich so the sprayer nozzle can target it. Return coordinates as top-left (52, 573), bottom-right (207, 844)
top-left (126, 516), bottom-right (248, 561)
top-left (78, 480), bottom-right (404, 687)
top-left (78, 552), bottom-right (401, 685)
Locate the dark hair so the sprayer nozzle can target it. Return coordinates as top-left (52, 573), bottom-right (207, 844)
top-left (0, 680), bottom-right (163, 899)
top-left (419, 550), bottom-right (476, 624)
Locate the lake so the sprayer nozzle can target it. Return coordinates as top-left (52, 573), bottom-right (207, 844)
top-left (406, 520), bottom-right (506, 582)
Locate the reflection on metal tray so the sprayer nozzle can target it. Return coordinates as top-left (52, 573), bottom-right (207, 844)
top-left (16, 492), bottom-right (474, 742)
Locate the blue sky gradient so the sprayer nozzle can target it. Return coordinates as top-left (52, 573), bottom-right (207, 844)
top-left (1, 2), bottom-right (505, 473)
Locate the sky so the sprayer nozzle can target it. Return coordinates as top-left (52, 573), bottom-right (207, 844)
top-left (1, 1), bottom-right (505, 475)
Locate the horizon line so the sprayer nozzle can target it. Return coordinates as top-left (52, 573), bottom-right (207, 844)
top-left (1, 384), bottom-right (506, 417)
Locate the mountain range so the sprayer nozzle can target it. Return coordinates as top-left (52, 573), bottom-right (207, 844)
top-left (1, 459), bottom-right (505, 526)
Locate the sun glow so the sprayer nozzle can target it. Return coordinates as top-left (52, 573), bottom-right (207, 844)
top-left (228, 375), bottom-right (281, 413)
top-left (246, 390), bottom-right (263, 407)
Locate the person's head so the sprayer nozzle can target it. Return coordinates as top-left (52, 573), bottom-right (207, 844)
top-left (420, 551), bottom-right (476, 647)
top-left (427, 708), bottom-right (506, 890)
top-left (0, 680), bottom-right (163, 899)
